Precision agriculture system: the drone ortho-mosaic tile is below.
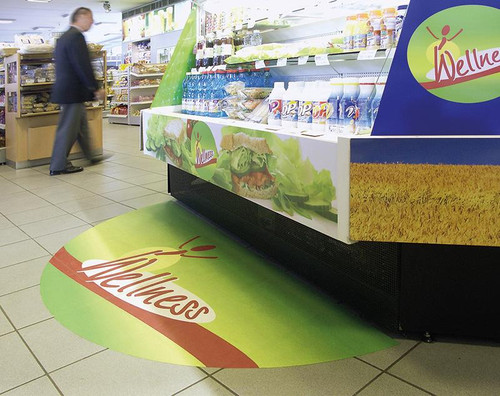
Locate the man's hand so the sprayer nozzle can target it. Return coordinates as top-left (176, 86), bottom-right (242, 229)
top-left (94, 89), bottom-right (105, 101)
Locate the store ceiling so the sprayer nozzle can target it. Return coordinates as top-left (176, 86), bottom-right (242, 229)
top-left (0, 0), bottom-right (154, 44)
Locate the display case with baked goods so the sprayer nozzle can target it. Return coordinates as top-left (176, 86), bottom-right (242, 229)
top-left (4, 50), bottom-right (106, 168)
top-left (128, 63), bottom-right (165, 125)
top-left (108, 65), bottom-right (131, 124)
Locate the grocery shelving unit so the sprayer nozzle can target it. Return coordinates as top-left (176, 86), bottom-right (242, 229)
top-left (4, 51), bottom-right (106, 168)
top-left (108, 69), bottom-right (130, 124)
top-left (108, 65), bottom-right (164, 126)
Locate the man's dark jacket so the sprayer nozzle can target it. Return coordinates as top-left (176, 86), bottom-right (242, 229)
top-left (51, 26), bottom-right (97, 104)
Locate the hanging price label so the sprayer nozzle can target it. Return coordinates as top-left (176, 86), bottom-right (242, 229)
top-left (255, 60), bottom-right (266, 69)
top-left (298, 56), bottom-right (309, 65)
top-left (191, 68), bottom-right (197, 73)
top-left (277, 58), bottom-right (287, 67)
top-left (314, 54), bottom-right (330, 66)
top-left (247, 19), bottom-right (255, 29)
top-left (235, 23), bottom-right (243, 31)
top-left (219, 64), bottom-right (227, 70)
top-left (357, 49), bottom-right (378, 60)
top-left (198, 67), bottom-right (206, 72)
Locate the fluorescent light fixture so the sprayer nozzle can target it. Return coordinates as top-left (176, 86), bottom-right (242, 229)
top-left (26, 0), bottom-right (53, 3)
top-left (33, 26), bottom-right (55, 30)
top-left (0, 19), bottom-right (16, 24)
top-left (95, 22), bottom-right (117, 25)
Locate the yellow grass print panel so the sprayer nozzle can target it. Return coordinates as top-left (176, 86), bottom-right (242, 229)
top-left (350, 163), bottom-right (500, 246)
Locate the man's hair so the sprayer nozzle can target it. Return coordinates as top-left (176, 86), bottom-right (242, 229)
top-left (71, 7), bottom-right (92, 23)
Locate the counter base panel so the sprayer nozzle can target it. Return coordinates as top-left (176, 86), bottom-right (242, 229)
top-left (168, 165), bottom-right (500, 341)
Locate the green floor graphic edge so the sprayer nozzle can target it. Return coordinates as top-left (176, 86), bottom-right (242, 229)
top-left (40, 201), bottom-right (396, 368)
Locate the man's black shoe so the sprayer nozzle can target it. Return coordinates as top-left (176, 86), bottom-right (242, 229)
top-left (50, 166), bottom-right (84, 176)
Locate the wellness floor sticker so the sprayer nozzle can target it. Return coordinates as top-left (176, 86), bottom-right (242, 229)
top-left (41, 201), bottom-right (396, 368)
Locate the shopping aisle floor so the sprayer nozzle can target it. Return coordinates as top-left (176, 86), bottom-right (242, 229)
top-left (1, 122), bottom-right (499, 396)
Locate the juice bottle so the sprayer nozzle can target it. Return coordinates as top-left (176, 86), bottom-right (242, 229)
top-left (213, 31), bottom-right (222, 66)
top-left (282, 82), bottom-right (304, 129)
top-left (326, 77), bottom-right (344, 134)
top-left (367, 10), bottom-right (382, 50)
top-left (381, 8), bottom-right (397, 49)
top-left (297, 81), bottom-right (316, 131)
top-left (343, 16), bottom-right (356, 51)
top-left (268, 81), bottom-right (286, 127)
top-left (221, 29), bottom-right (234, 64)
top-left (339, 77), bottom-right (360, 134)
top-left (196, 37), bottom-right (205, 69)
top-left (203, 33), bottom-right (214, 68)
top-left (353, 13), bottom-right (369, 50)
top-left (311, 81), bottom-right (331, 132)
top-left (356, 77), bottom-right (376, 134)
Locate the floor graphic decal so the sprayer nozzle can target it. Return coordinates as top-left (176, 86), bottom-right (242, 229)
top-left (40, 201), bottom-right (396, 368)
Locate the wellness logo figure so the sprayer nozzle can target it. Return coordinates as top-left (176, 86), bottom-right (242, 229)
top-left (407, 5), bottom-right (500, 103)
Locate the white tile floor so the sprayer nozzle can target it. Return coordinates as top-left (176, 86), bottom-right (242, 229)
top-left (1, 121), bottom-right (499, 395)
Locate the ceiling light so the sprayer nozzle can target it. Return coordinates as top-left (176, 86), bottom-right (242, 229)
top-left (26, 0), bottom-right (53, 3)
top-left (95, 22), bottom-right (117, 25)
top-left (0, 19), bottom-right (16, 24)
top-left (32, 26), bottom-right (55, 30)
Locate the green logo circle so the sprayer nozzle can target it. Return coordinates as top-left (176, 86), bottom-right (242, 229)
top-left (191, 121), bottom-right (218, 180)
top-left (407, 5), bottom-right (500, 103)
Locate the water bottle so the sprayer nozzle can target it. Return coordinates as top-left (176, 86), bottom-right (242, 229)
top-left (263, 68), bottom-right (273, 88)
top-left (371, 76), bottom-right (387, 128)
top-left (211, 70), bottom-right (226, 118)
top-left (187, 73), bottom-right (197, 115)
top-left (194, 72), bottom-right (205, 116)
top-left (326, 77), bottom-right (344, 134)
top-left (181, 73), bottom-right (189, 114)
top-left (339, 77), bottom-right (360, 134)
top-left (356, 77), bottom-right (376, 134)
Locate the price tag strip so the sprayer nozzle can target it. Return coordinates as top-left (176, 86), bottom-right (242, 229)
top-left (357, 49), bottom-right (378, 60)
top-left (277, 58), bottom-right (287, 67)
top-left (255, 60), bottom-right (266, 69)
top-left (298, 56), bottom-right (309, 65)
top-left (314, 54), bottom-right (330, 66)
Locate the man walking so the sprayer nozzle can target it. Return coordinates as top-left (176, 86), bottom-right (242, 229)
top-left (50, 7), bottom-right (104, 175)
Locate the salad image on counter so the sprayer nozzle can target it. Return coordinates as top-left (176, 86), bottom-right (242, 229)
top-left (218, 132), bottom-right (278, 199)
top-left (214, 128), bottom-right (337, 223)
top-left (145, 115), bottom-right (194, 173)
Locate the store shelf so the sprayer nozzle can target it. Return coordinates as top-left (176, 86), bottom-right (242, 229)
top-left (130, 100), bottom-right (153, 105)
top-left (130, 84), bottom-right (159, 90)
top-left (20, 106), bottom-right (102, 118)
top-left (129, 115), bottom-right (141, 125)
top-left (0, 147), bottom-right (5, 163)
top-left (223, 48), bottom-right (393, 69)
top-left (21, 81), bottom-right (54, 88)
top-left (112, 86), bottom-right (128, 90)
top-left (110, 101), bottom-right (128, 105)
top-left (108, 113), bottom-right (128, 118)
top-left (130, 72), bottom-right (164, 78)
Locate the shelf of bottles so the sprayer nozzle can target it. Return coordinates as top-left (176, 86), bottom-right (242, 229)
top-left (180, 0), bottom-right (407, 137)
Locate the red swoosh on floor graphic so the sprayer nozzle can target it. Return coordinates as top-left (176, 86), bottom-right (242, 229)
top-left (49, 247), bottom-right (258, 368)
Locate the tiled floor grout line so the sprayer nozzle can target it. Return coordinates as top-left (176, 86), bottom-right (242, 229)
top-left (0, 253), bottom-right (50, 272)
top-left (352, 371), bottom-right (385, 395)
top-left (47, 348), bottom-right (109, 375)
top-left (0, 305), bottom-right (64, 396)
top-left (206, 374), bottom-right (240, 396)
top-left (352, 341), bottom-right (437, 395)
top-left (384, 372), bottom-right (437, 395)
top-left (16, 316), bottom-right (55, 332)
top-left (170, 375), bottom-right (211, 396)
top-left (0, 283), bottom-right (41, 299)
top-left (0, 374), bottom-right (47, 395)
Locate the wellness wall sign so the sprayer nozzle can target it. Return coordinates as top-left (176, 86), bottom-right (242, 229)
top-left (372, 0), bottom-right (500, 136)
top-left (407, 5), bottom-right (500, 103)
